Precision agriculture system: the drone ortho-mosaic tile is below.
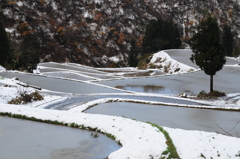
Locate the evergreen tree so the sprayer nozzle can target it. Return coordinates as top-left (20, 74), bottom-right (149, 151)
top-left (162, 21), bottom-right (181, 50)
top-left (222, 24), bottom-right (233, 56)
top-left (142, 20), bottom-right (160, 54)
top-left (17, 35), bottom-right (40, 72)
top-left (128, 39), bottom-right (138, 67)
top-left (0, 19), bottom-right (12, 67)
top-left (142, 19), bottom-right (182, 54)
top-left (173, 23), bottom-right (182, 49)
top-left (161, 20), bottom-right (174, 50)
top-left (190, 16), bottom-right (226, 92)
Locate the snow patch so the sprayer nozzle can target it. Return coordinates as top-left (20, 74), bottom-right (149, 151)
top-left (149, 51), bottom-right (197, 74)
top-left (0, 77), bottom-right (63, 107)
top-left (109, 56), bottom-right (120, 63)
top-left (165, 127), bottom-right (240, 159)
top-left (5, 28), bottom-right (15, 33)
top-left (0, 66), bottom-right (6, 72)
top-left (16, 1), bottom-right (23, 6)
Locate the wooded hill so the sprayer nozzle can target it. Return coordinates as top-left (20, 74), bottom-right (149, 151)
top-left (1, 0), bottom-right (239, 67)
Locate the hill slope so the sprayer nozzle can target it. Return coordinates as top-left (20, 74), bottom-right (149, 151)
top-left (1, 0), bottom-right (240, 67)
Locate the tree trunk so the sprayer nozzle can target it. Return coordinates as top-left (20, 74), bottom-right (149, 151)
top-left (210, 75), bottom-right (213, 92)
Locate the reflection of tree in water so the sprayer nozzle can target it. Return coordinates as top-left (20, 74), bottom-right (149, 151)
top-left (52, 140), bottom-right (113, 159)
top-left (116, 85), bottom-right (178, 94)
top-left (142, 85), bottom-right (165, 93)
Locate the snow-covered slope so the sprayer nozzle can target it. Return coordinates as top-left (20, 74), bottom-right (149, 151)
top-left (0, 66), bottom-right (6, 72)
top-left (148, 51), bottom-right (197, 74)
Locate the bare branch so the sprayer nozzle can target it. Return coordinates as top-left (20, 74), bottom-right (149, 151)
top-left (236, 131), bottom-right (240, 138)
top-left (226, 121), bottom-right (240, 134)
top-left (215, 121), bottom-right (240, 137)
top-left (215, 123), bottom-right (233, 137)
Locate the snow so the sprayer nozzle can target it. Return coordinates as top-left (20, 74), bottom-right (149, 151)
top-left (0, 66), bottom-right (6, 72)
top-left (0, 86), bottom-right (18, 103)
top-left (109, 55), bottom-right (120, 63)
top-left (165, 127), bottom-right (240, 159)
top-left (94, 0), bottom-right (103, 4)
top-left (227, 56), bottom-right (240, 62)
top-left (83, 10), bottom-right (93, 18)
top-left (51, 1), bottom-right (58, 10)
top-left (1, 50), bottom-right (240, 158)
top-left (16, 1), bottom-right (23, 7)
top-left (5, 28), bottom-right (15, 33)
top-left (0, 77), bottom-right (65, 107)
top-left (204, 93), bottom-right (240, 109)
top-left (149, 50), bottom-right (197, 74)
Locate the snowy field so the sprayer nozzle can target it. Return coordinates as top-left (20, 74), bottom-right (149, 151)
top-left (1, 50), bottom-right (240, 158)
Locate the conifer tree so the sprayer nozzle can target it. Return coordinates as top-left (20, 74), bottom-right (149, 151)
top-left (18, 35), bottom-right (40, 72)
top-left (161, 20), bottom-right (174, 49)
top-left (142, 19), bottom-right (182, 54)
top-left (142, 20), bottom-right (160, 54)
top-left (0, 19), bottom-right (12, 67)
top-left (190, 16), bottom-right (226, 92)
top-left (222, 24), bottom-right (233, 56)
top-left (173, 23), bottom-right (182, 49)
top-left (128, 39), bottom-right (138, 67)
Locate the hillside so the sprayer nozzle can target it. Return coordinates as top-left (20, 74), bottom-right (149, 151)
top-left (1, 0), bottom-right (240, 67)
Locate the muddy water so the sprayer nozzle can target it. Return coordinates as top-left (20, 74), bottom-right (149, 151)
top-left (0, 116), bottom-right (120, 159)
top-left (85, 102), bottom-right (240, 137)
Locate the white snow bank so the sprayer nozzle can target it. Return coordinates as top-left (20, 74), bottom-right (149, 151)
top-left (226, 56), bottom-right (240, 61)
top-left (0, 85), bottom-right (26, 103)
top-left (0, 84), bottom-right (64, 107)
top-left (195, 93), bottom-right (240, 109)
top-left (165, 127), bottom-right (240, 159)
top-left (0, 65), bottom-right (6, 72)
top-left (149, 51), bottom-right (197, 74)
top-left (0, 104), bottom-right (167, 159)
top-left (0, 77), bottom-right (65, 107)
top-left (33, 67), bottom-right (41, 74)
top-left (68, 97), bottom-right (202, 113)
top-left (0, 77), bottom-right (19, 86)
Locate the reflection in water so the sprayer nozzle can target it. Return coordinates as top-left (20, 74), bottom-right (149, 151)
top-left (116, 85), bottom-right (178, 94)
top-left (52, 140), bottom-right (109, 159)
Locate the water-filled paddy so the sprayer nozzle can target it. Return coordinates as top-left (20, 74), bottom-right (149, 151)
top-left (0, 116), bottom-right (120, 159)
top-left (43, 72), bottom-right (93, 81)
top-left (0, 72), bottom-right (123, 94)
top-left (85, 102), bottom-right (240, 137)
